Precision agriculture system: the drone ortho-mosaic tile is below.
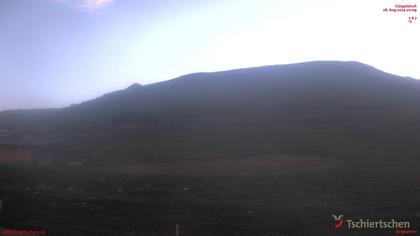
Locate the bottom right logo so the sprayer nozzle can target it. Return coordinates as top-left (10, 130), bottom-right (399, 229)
top-left (332, 214), bottom-right (417, 235)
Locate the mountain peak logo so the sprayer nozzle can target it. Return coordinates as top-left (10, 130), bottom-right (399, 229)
top-left (332, 214), bottom-right (344, 229)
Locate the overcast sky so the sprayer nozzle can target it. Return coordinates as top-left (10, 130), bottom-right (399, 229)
top-left (0, 0), bottom-right (419, 110)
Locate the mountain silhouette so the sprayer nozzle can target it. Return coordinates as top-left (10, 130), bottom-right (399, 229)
top-left (1, 61), bottom-right (419, 162)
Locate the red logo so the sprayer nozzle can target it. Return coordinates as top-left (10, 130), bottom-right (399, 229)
top-left (332, 214), bottom-right (344, 229)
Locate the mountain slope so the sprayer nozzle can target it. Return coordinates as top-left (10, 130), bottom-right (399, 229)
top-left (1, 61), bottom-right (420, 163)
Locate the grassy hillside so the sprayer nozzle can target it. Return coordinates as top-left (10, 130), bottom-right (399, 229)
top-left (1, 61), bottom-right (420, 163)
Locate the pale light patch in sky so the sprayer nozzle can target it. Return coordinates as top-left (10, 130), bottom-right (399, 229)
top-left (203, 0), bottom-right (420, 77)
top-left (127, 0), bottom-right (419, 82)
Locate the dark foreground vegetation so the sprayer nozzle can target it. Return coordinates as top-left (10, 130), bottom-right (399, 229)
top-left (1, 157), bottom-right (419, 235)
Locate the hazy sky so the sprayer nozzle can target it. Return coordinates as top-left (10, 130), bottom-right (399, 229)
top-left (1, 0), bottom-right (419, 110)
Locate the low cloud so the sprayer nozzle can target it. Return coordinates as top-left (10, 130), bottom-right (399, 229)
top-left (53, 0), bottom-right (114, 11)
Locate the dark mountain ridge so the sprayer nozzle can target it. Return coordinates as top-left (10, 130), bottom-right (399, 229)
top-left (59, 61), bottom-right (420, 117)
top-left (1, 61), bottom-right (420, 163)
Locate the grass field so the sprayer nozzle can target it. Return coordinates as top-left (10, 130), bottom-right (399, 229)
top-left (1, 155), bottom-right (419, 236)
